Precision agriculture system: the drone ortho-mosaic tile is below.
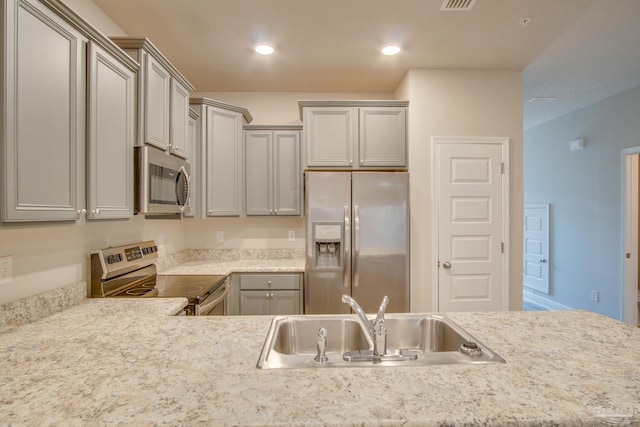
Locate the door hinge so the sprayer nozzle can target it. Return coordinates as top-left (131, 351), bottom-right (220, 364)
top-left (500, 162), bottom-right (505, 174)
top-left (626, 252), bottom-right (632, 259)
top-left (501, 242), bottom-right (504, 253)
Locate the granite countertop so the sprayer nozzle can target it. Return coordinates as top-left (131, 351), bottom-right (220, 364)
top-left (1, 308), bottom-right (639, 426)
top-left (52, 297), bottom-right (189, 318)
top-left (159, 258), bottom-right (305, 276)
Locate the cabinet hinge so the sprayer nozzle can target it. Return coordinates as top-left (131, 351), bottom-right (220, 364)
top-left (500, 162), bottom-right (505, 174)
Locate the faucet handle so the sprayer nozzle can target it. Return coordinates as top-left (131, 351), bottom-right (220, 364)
top-left (314, 327), bottom-right (329, 363)
top-left (375, 295), bottom-right (389, 326)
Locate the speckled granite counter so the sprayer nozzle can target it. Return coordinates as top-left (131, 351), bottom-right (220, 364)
top-left (158, 258), bottom-right (305, 276)
top-left (1, 309), bottom-right (638, 426)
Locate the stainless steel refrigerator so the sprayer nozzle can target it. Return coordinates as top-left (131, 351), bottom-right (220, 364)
top-left (305, 171), bottom-right (409, 314)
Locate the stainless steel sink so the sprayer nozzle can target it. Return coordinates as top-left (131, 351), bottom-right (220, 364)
top-left (257, 314), bottom-right (505, 369)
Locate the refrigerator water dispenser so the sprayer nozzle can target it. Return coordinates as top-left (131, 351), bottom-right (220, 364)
top-left (313, 223), bottom-right (342, 269)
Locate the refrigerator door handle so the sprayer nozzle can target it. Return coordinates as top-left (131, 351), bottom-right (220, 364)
top-left (353, 205), bottom-right (360, 288)
top-left (343, 205), bottom-right (350, 288)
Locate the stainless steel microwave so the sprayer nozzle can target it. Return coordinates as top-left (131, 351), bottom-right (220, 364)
top-left (135, 145), bottom-right (190, 215)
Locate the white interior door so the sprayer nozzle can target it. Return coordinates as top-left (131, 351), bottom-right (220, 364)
top-left (434, 137), bottom-right (509, 312)
top-left (523, 204), bottom-right (550, 294)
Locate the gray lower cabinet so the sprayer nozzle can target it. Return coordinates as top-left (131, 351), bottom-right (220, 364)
top-left (245, 127), bottom-right (302, 216)
top-left (189, 98), bottom-right (253, 218)
top-left (239, 274), bottom-right (303, 315)
top-left (86, 41), bottom-right (136, 220)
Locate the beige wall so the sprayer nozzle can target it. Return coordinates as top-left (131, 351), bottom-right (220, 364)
top-left (0, 217), bottom-right (188, 304)
top-left (191, 91), bottom-right (393, 125)
top-left (60, 0), bottom-right (127, 36)
top-left (396, 69), bottom-right (523, 312)
top-left (186, 217), bottom-right (304, 250)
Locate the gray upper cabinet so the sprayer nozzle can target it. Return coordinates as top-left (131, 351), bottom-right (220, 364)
top-left (143, 53), bottom-right (171, 149)
top-left (111, 38), bottom-right (194, 158)
top-left (303, 106), bottom-right (356, 168)
top-left (245, 126), bottom-right (302, 216)
top-left (86, 41), bottom-right (136, 220)
top-left (299, 100), bottom-right (409, 170)
top-left (190, 98), bottom-right (252, 218)
top-left (1, 0), bottom-right (86, 222)
top-left (2, 0), bottom-right (139, 223)
top-left (169, 80), bottom-right (190, 159)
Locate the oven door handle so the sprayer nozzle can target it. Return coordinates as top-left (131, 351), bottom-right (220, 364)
top-left (198, 280), bottom-right (230, 315)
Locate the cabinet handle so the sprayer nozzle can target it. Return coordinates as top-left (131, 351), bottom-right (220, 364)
top-left (265, 293), bottom-right (270, 298)
top-left (270, 293), bottom-right (275, 299)
top-left (267, 281), bottom-right (272, 287)
top-left (92, 209), bottom-right (100, 216)
top-left (76, 209), bottom-right (86, 218)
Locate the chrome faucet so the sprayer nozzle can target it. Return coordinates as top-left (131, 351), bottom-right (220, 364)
top-left (341, 294), bottom-right (388, 357)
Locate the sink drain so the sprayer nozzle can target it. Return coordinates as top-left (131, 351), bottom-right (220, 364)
top-left (459, 341), bottom-right (483, 357)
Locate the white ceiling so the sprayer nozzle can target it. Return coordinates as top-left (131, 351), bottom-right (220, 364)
top-left (92, 0), bottom-right (640, 129)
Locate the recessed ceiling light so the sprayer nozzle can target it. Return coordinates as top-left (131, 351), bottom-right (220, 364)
top-left (255, 44), bottom-right (274, 55)
top-left (381, 44), bottom-right (401, 56)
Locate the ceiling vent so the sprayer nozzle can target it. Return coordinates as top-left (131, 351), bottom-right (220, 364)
top-left (440, 0), bottom-right (477, 11)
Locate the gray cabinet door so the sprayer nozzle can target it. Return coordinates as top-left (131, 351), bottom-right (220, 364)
top-left (240, 290), bottom-right (301, 315)
top-left (183, 110), bottom-right (199, 218)
top-left (205, 107), bottom-right (243, 216)
top-left (273, 131), bottom-right (301, 215)
top-left (303, 107), bottom-right (357, 168)
top-left (144, 53), bottom-right (171, 150)
top-left (169, 79), bottom-right (190, 159)
top-left (359, 107), bottom-right (407, 168)
top-left (245, 129), bottom-right (301, 216)
top-left (240, 291), bottom-right (271, 315)
top-left (271, 291), bottom-right (301, 315)
top-left (245, 130), bottom-right (272, 216)
top-left (2, 0), bottom-right (85, 221)
top-left (86, 41), bottom-right (135, 220)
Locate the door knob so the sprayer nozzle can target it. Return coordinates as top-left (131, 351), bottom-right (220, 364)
top-left (442, 261), bottom-right (451, 269)
top-left (539, 258), bottom-right (547, 264)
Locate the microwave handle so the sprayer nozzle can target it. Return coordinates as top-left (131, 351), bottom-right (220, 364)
top-left (176, 165), bottom-right (190, 210)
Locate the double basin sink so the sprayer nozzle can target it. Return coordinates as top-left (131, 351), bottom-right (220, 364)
top-left (257, 313), bottom-right (505, 369)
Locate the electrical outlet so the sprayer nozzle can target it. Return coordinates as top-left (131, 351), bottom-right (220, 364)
top-left (288, 230), bottom-right (295, 241)
top-left (216, 231), bottom-right (224, 243)
top-left (591, 290), bottom-right (600, 302)
top-left (0, 256), bottom-right (13, 285)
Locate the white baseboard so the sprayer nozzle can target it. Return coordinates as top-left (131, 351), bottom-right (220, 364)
top-left (523, 289), bottom-right (575, 311)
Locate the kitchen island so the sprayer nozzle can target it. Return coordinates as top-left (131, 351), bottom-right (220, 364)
top-left (0, 304), bottom-right (638, 426)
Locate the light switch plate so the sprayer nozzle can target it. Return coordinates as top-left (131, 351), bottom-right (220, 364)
top-left (0, 256), bottom-right (13, 285)
top-left (288, 230), bottom-right (295, 241)
top-left (216, 231), bottom-right (224, 243)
